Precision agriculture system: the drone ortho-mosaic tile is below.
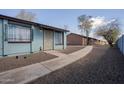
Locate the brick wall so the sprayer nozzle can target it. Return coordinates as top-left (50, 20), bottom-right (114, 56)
top-left (67, 33), bottom-right (107, 46)
top-left (67, 34), bottom-right (83, 45)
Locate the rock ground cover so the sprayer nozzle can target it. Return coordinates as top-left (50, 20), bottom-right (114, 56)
top-left (30, 45), bottom-right (124, 84)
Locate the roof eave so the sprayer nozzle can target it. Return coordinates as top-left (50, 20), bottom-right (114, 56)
top-left (0, 14), bottom-right (69, 32)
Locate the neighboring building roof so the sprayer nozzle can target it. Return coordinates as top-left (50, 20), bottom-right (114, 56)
top-left (68, 33), bottom-right (103, 41)
top-left (0, 14), bottom-right (69, 32)
top-left (68, 33), bottom-right (87, 38)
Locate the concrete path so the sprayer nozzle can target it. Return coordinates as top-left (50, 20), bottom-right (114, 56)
top-left (30, 45), bottom-right (124, 84)
top-left (0, 46), bottom-right (93, 84)
top-left (44, 50), bottom-right (67, 57)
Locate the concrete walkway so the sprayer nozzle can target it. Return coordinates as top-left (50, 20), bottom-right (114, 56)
top-left (30, 45), bottom-right (124, 84)
top-left (44, 50), bottom-right (67, 57)
top-left (0, 46), bottom-right (93, 84)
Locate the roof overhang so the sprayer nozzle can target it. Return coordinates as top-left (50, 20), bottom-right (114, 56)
top-left (0, 14), bottom-right (69, 32)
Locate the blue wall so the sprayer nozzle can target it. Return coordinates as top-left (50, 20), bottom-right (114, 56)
top-left (64, 32), bottom-right (67, 49)
top-left (0, 18), bottom-right (67, 56)
top-left (117, 35), bottom-right (124, 55)
top-left (0, 19), bottom-right (2, 56)
top-left (54, 31), bottom-right (67, 50)
top-left (3, 20), bottom-right (31, 55)
top-left (32, 26), bottom-right (43, 52)
top-left (0, 19), bottom-right (43, 56)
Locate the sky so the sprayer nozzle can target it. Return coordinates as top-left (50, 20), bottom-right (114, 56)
top-left (0, 9), bottom-right (124, 39)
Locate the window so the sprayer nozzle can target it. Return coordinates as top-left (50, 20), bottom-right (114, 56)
top-left (8, 24), bottom-right (31, 43)
top-left (55, 32), bottom-right (63, 45)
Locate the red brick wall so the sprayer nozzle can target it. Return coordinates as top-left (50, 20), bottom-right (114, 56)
top-left (67, 34), bottom-right (83, 45)
top-left (82, 38), bottom-right (87, 45)
top-left (67, 33), bottom-right (107, 46)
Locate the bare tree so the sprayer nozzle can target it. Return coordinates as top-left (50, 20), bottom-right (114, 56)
top-left (64, 25), bottom-right (69, 30)
top-left (16, 10), bottom-right (36, 22)
top-left (96, 19), bottom-right (120, 47)
top-left (78, 15), bottom-right (93, 45)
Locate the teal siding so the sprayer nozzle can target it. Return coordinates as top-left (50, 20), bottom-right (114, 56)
top-left (4, 43), bottom-right (30, 55)
top-left (117, 35), bottom-right (124, 55)
top-left (4, 20), bottom-right (31, 55)
top-left (1, 19), bottom-right (43, 56)
top-left (0, 18), bottom-right (66, 56)
top-left (54, 31), bottom-right (67, 50)
top-left (64, 32), bottom-right (67, 49)
top-left (54, 45), bottom-right (63, 50)
top-left (0, 19), bottom-right (2, 56)
top-left (32, 26), bottom-right (43, 52)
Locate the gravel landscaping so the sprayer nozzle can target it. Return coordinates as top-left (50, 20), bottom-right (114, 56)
top-left (0, 46), bottom-right (84, 73)
top-left (30, 45), bottom-right (124, 84)
top-left (60, 45), bottom-right (85, 54)
top-left (0, 52), bottom-right (57, 73)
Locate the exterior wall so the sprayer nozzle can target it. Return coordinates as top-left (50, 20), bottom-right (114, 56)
top-left (67, 34), bottom-right (83, 45)
top-left (89, 38), bottom-right (106, 45)
top-left (99, 41), bottom-right (104, 45)
top-left (63, 32), bottom-right (67, 49)
top-left (96, 40), bottom-right (107, 45)
top-left (95, 40), bottom-right (100, 45)
top-left (54, 45), bottom-right (63, 50)
top-left (88, 38), bottom-right (98, 45)
top-left (117, 35), bottom-right (124, 55)
top-left (0, 19), bottom-right (2, 56)
top-left (32, 26), bottom-right (43, 52)
top-left (54, 31), bottom-right (65, 50)
top-left (0, 18), bottom-right (66, 56)
top-left (43, 29), bottom-right (53, 50)
top-left (4, 20), bottom-right (31, 55)
top-left (82, 38), bottom-right (87, 46)
top-left (67, 33), bottom-right (107, 46)
top-left (88, 38), bottom-right (93, 45)
top-left (0, 19), bottom-right (43, 56)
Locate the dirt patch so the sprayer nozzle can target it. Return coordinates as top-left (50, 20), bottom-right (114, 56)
top-left (0, 52), bottom-right (57, 73)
